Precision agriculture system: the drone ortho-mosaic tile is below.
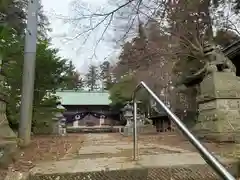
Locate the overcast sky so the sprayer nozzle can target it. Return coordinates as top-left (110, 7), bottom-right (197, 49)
top-left (41, 0), bottom-right (118, 73)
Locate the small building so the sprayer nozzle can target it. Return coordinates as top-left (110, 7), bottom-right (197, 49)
top-left (149, 100), bottom-right (172, 132)
top-left (223, 39), bottom-right (240, 76)
top-left (55, 90), bottom-right (121, 127)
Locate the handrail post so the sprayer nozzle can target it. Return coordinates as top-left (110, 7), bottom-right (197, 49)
top-left (132, 81), bottom-right (235, 180)
top-left (133, 100), bottom-right (138, 160)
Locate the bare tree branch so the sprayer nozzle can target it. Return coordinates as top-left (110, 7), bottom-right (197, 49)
top-left (64, 0), bottom-right (148, 59)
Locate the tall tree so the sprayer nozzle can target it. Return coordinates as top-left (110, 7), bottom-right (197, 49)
top-left (168, 0), bottom-right (240, 114)
top-left (3, 39), bottom-right (79, 130)
top-left (72, 71), bottom-right (84, 90)
top-left (0, 0), bottom-right (80, 131)
top-left (68, 0), bottom-right (240, 122)
top-left (109, 73), bottom-right (137, 109)
top-left (60, 61), bottom-right (84, 90)
top-left (0, 0), bottom-right (27, 34)
top-left (113, 19), bottom-right (174, 93)
top-left (85, 64), bottom-right (100, 91)
top-left (0, 0), bottom-right (49, 37)
top-left (166, 0), bottom-right (213, 115)
top-left (100, 60), bottom-right (113, 90)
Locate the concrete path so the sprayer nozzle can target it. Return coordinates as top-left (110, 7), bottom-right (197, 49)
top-left (30, 152), bottom-right (235, 175)
top-left (29, 133), bottom-right (238, 179)
top-left (76, 133), bottom-right (190, 159)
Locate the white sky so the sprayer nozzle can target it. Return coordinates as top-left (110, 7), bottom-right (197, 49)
top-left (41, 0), bottom-right (119, 73)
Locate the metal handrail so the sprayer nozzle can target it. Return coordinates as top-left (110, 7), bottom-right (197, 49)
top-left (132, 81), bottom-right (235, 180)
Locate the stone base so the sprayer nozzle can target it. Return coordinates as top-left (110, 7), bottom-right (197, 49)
top-left (0, 104), bottom-right (16, 140)
top-left (197, 72), bottom-right (240, 102)
top-left (195, 101), bottom-right (240, 143)
top-left (122, 125), bottom-right (156, 136)
top-left (0, 91), bottom-right (18, 168)
top-left (0, 122), bottom-right (16, 140)
top-left (0, 140), bottom-right (17, 168)
top-left (194, 72), bottom-right (240, 142)
top-left (123, 126), bottom-right (132, 136)
top-left (193, 128), bottom-right (240, 143)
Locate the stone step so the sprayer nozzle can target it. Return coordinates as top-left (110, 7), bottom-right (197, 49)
top-left (28, 153), bottom-right (239, 180)
top-left (28, 163), bottom-right (239, 180)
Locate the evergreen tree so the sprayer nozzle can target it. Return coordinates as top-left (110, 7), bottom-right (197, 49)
top-left (85, 64), bottom-right (100, 91)
top-left (100, 60), bottom-right (113, 90)
top-left (0, 0), bottom-right (82, 132)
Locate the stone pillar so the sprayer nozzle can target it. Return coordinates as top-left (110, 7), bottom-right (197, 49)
top-left (100, 115), bottom-right (105, 126)
top-left (59, 118), bottom-right (66, 136)
top-left (0, 74), bottom-right (17, 168)
top-left (194, 72), bottom-right (240, 142)
top-left (73, 120), bottom-right (79, 128)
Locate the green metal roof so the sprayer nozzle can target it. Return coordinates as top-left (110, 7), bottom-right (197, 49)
top-left (55, 90), bottom-right (111, 105)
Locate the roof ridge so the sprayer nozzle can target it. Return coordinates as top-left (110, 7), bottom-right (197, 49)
top-left (55, 90), bottom-right (111, 105)
top-left (56, 90), bottom-right (109, 93)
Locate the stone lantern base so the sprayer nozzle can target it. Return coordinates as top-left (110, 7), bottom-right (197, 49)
top-left (0, 75), bottom-right (17, 168)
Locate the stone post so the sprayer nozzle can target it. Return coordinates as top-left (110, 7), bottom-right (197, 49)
top-left (73, 120), bottom-right (79, 128)
top-left (99, 115), bottom-right (105, 126)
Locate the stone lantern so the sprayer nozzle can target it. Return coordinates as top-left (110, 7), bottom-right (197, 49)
top-left (53, 104), bottom-right (66, 136)
top-left (0, 58), bottom-right (17, 168)
top-left (122, 102), bottom-right (144, 136)
top-left (122, 103), bottom-right (134, 126)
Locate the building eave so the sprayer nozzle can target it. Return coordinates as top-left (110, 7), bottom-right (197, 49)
top-left (223, 40), bottom-right (240, 59)
top-left (62, 104), bottom-right (110, 106)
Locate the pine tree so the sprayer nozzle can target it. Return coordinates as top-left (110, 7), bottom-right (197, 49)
top-left (100, 61), bottom-right (113, 90)
top-left (85, 65), bottom-right (100, 91)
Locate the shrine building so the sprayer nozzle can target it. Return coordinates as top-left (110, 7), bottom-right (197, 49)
top-left (55, 90), bottom-right (121, 127)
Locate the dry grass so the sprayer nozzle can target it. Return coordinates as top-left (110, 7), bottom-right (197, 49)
top-left (0, 134), bottom-right (85, 180)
